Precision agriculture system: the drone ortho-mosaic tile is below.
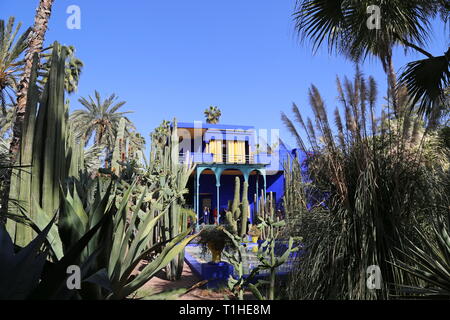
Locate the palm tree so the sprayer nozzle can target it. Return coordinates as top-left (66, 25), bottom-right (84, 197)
top-left (293, 0), bottom-right (449, 118)
top-left (0, 105), bottom-right (14, 141)
top-left (0, 17), bottom-right (31, 116)
top-left (204, 106), bottom-right (222, 124)
top-left (10, 0), bottom-right (55, 157)
top-left (398, 48), bottom-right (449, 119)
top-left (0, 17), bottom-right (31, 219)
top-left (70, 91), bottom-right (134, 153)
top-left (0, 135), bottom-right (11, 182)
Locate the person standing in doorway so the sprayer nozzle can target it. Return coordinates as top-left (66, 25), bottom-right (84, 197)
top-left (203, 207), bottom-right (209, 225)
top-left (212, 208), bottom-right (218, 224)
top-left (219, 209), bottom-right (226, 225)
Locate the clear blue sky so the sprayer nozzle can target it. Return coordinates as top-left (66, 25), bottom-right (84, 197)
top-left (1, 1), bottom-right (448, 150)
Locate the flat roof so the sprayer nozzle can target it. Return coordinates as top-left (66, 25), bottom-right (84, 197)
top-left (176, 122), bottom-right (255, 131)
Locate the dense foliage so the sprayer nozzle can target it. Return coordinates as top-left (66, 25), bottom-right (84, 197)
top-left (282, 70), bottom-right (449, 299)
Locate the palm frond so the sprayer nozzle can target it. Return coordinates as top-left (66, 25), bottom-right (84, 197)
top-left (0, 17), bottom-right (31, 110)
top-left (398, 49), bottom-right (450, 118)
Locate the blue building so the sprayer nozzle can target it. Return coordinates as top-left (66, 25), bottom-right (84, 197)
top-left (176, 122), bottom-right (302, 225)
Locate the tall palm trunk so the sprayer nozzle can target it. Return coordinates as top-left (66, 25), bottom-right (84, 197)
top-left (10, 0), bottom-right (54, 157)
top-left (1, 0), bottom-right (54, 220)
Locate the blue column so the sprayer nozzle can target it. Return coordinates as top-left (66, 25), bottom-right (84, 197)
top-left (263, 173), bottom-right (267, 201)
top-left (243, 170), bottom-right (250, 225)
top-left (213, 167), bottom-right (224, 224)
top-left (193, 169), bottom-right (196, 214)
top-left (255, 172), bottom-right (259, 224)
top-left (196, 168), bottom-right (200, 228)
top-left (216, 183), bottom-right (220, 224)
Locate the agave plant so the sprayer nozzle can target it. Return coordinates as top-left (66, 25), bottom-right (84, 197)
top-left (392, 212), bottom-right (450, 299)
top-left (0, 211), bottom-right (111, 300)
top-left (0, 221), bottom-right (50, 300)
top-left (53, 179), bottom-right (197, 300)
top-left (10, 173), bottom-right (198, 300)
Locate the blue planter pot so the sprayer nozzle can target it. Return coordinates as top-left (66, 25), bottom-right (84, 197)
top-left (201, 261), bottom-right (234, 289)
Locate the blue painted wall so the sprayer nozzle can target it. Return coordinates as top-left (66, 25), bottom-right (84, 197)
top-left (178, 122), bottom-right (312, 224)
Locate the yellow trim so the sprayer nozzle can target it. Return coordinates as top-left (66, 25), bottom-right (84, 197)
top-left (212, 140), bottom-right (223, 163)
top-left (236, 141), bottom-right (245, 163)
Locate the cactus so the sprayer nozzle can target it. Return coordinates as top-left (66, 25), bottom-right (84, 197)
top-left (240, 181), bottom-right (249, 236)
top-left (231, 176), bottom-right (240, 219)
top-left (225, 176), bottom-right (249, 237)
top-left (283, 157), bottom-right (305, 219)
top-left (111, 117), bottom-right (126, 174)
top-left (224, 192), bottom-right (300, 300)
top-left (149, 119), bottom-right (195, 280)
top-left (254, 188), bottom-right (275, 240)
top-left (226, 211), bottom-right (237, 234)
top-left (251, 193), bottom-right (301, 300)
top-left (222, 228), bottom-right (247, 300)
top-left (226, 177), bottom-right (240, 234)
top-left (250, 193), bottom-right (301, 300)
top-left (6, 42), bottom-right (83, 250)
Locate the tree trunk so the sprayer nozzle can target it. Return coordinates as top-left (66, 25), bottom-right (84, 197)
top-left (387, 53), bottom-right (399, 116)
top-left (1, 0), bottom-right (54, 220)
top-left (10, 0), bottom-right (54, 158)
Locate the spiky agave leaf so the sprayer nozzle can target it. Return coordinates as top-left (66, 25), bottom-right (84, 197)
top-left (0, 215), bottom-right (54, 300)
top-left (392, 217), bottom-right (450, 299)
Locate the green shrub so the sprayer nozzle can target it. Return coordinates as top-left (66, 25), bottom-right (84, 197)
top-left (282, 70), bottom-right (448, 299)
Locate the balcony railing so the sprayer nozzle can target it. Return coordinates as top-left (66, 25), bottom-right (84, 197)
top-left (179, 152), bottom-right (271, 165)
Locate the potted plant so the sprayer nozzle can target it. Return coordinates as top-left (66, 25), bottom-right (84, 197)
top-left (248, 224), bottom-right (261, 243)
top-left (198, 225), bottom-right (234, 263)
top-left (197, 225), bottom-right (235, 289)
